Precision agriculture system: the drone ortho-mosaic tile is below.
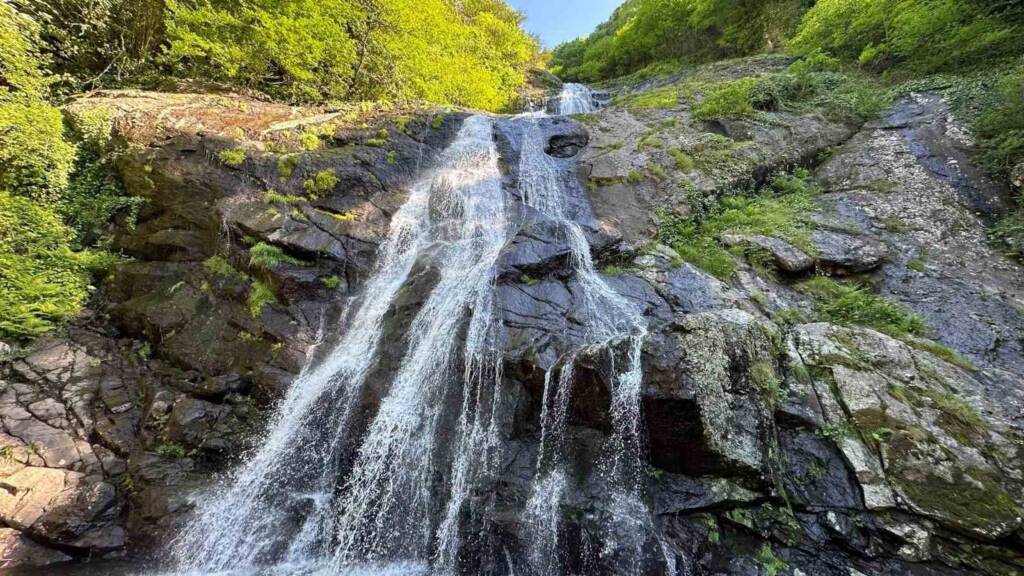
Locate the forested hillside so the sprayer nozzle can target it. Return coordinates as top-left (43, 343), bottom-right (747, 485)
top-left (0, 0), bottom-right (539, 341)
top-left (552, 0), bottom-right (1024, 257)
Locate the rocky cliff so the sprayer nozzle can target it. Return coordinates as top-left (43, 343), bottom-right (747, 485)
top-left (1, 55), bottom-right (1023, 575)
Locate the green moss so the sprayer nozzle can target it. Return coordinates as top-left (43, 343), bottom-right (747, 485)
top-left (890, 459), bottom-right (1020, 534)
top-left (321, 275), bottom-right (341, 289)
top-left (654, 169), bottom-right (820, 280)
top-left (648, 164), bottom-right (667, 181)
top-left (202, 256), bottom-right (247, 281)
top-left (917, 388), bottom-right (984, 442)
top-left (303, 169), bottom-right (339, 197)
top-left (798, 276), bottom-right (927, 339)
top-left (519, 274), bottom-right (540, 286)
top-left (264, 189), bottom-right (303, 205)
top-left (907, 259), bottom-right (928, 272)
top-left (218, 148), bottom-right (247, 167)
top-left (756, 543), bottom-right (787, 576)
top-left (299, 131), bottom-right (321, 151)
top-left (907, 339), bottom-right (976, 371)
top-left (386, 150), bottom-right (397, 165)
top-left (626, 170), bottom-right (644, 184)
top-left (315, 208), bottom-right (357, 222)
top-left (601, 265), bottom-right (626, 276)
top-left (249, 242), bottom-right (307, 269)
top-left (277, 155), bottom-right (299, 180)
top-left (247, 280), bottom-right (276, 318)
top-left (432, 114), bottom-right (444, 130)
top-left (615, 84), bottom-right (683, 111)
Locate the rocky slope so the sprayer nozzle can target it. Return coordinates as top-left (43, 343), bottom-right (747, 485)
top-left (1, 55), bottom-right (1022, 575)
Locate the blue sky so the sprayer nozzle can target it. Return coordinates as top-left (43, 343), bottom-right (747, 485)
top-left (508, 0), bottom-right (623, 47)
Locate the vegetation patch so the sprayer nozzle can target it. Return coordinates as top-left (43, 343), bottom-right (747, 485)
top-left (218, 148), bottom-right (247, 167)
top-left (655, 169), bottom-right (820, 280)
top-left (798, 276), bottom-right (926, 339)
top-left (0, 192), bottom-right (111, 339)
top-left (303, 169), bottom-right (339, 197)
top-left (247, 281), bottom-right (276, 318)
top-left (249, 242), bottom-right (308, 270)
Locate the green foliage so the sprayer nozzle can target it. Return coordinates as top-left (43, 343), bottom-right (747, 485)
top-left (798, 276), bottom-right (927, 339)
top-left (156, 443), bottom-right (187, 458)
top-left (790, 0), bottom-right (1024, 74)
top-left (278, 155), bottom-right (300, 180)
top-left (249, 242), bottom-right (306, 270)
top-left (692, 78), bottom-right (757, 120)
top-left (0, 7), bottom-right (75, 202)
top-left (63, 107), bottom-right (144, 245)
top-left (550, 0), bottom-right (809, 82)
top-left (669, 149), bottom-right (695, 171)
top-left (218, 148), bottom-right (246, 167)
top-left (299, 131), bottom-right (321, 151)
top-left (304, 170), bottom-right (339, 196)
top-left (203, 256), bottom-right (247, 281)
top-left (756, 543), bottom-right (788, 576)
top-left (0, 192), bottom-right (105, 339)
top-left (165, 0), bottom-right (539, 111)
top-left (20, 0), bottom-right (165, 93)
top-left (247, 280), bottom-right (276, 318)
top-left (321, 275), bottom-right (341, 289)
top-left (974, 72), bottom-right (1024, 174)
top-left (655, 169), bottom-right (819, 280)
top-left (601, 265), bottom-right (626, 276)
top-left (265, 190), bottom-right (303, 206)
top-left (0, 99), bottom-right (77, 204)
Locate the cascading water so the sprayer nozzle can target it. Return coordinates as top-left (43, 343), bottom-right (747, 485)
top-left (556, 83), bottom-right (597, 115)
top-left (171, 115), bottom-right (509, 575)
top-left (515, 114), bottom-right (650, 575)
top-left (169, 89), bottom-right (659, 576)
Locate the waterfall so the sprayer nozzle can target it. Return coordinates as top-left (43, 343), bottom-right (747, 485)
top-left (515, 114), bottom-right (649, 575)
top-left (171, 115), bottom-right (509, 575)
top-left (556, 83), bottom-right (596, 115)
top-left (169, 92), bottom-right (654, 576)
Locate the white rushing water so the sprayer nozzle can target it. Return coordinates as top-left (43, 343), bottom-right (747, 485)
top-left (516, 114), bottom-right (649, 575)
top-left (171, 91), bottom-right (653, 576)
top-left (556, 83), bottom-right (597, 115)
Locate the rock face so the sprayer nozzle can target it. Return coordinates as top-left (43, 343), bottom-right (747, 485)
top-left (1, 74), bottom-right (1022, 576)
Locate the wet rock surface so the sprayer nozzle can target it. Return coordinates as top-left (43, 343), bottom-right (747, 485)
top-left (2, 80), bottom-right (1023, 576)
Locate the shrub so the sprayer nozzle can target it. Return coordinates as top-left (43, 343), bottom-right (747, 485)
top-left (975, 72), bottom-right (1024, 175)
top-left (790, 0), bottom-right (1024, 74)
top-left (0, 100), bottom-right (76, 203)
top-left (0, 192), bottom-right (100, 339)
top-left (692, 78), bottom-right (757, 120)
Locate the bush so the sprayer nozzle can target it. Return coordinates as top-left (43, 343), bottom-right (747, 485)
top-left (790, 0), bottom-right (1024, 74)
top-left (693, 78), bottom-right (758, 120)
top-left (0, 192), bottom-right (105, 339)
top-left (975, 72), bottom-right (1024, 175)
top-left (0, 99), bottom-right (76, 203)
top-left (165, 0), bottom-right (539, 111)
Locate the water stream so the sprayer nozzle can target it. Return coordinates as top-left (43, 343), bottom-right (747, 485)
top-left (164, 84), bottom-right (655, 576)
